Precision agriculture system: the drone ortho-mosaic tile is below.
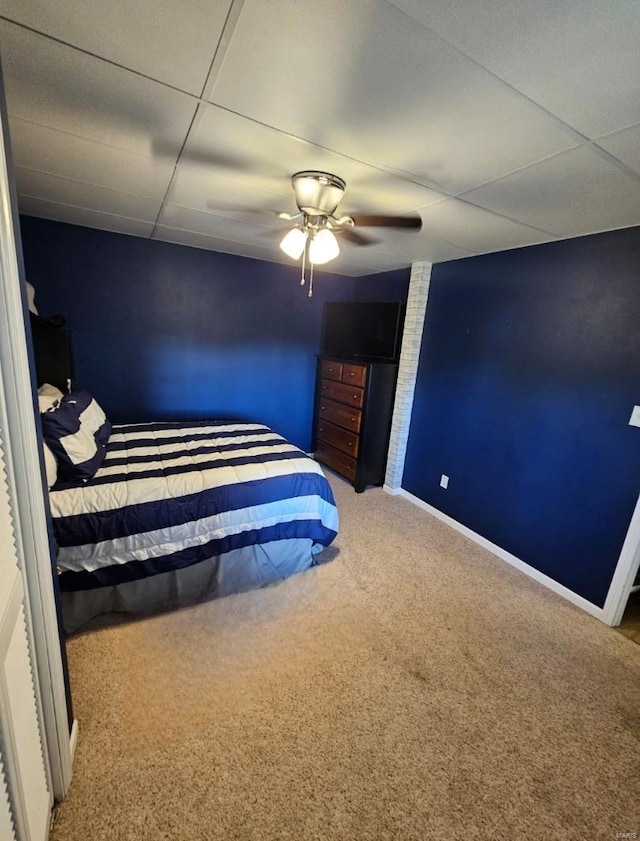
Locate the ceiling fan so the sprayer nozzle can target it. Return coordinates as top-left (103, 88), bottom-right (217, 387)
top-left (276, 171), bottom-right (422, 296)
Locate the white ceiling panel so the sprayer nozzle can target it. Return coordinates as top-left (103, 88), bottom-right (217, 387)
top-left (463, 148), bottom-right (640, 237)
top-left (168, 164), bottom-right (291, 226)
top-left (348, 220), bottom-right (478, 264)
top-left (389, 0), bottom-right (640, 139)
top-left (0, 0), bottom-right (232, 95)
top-left (153, 225), bottom-right (283, 264)
top-left (415, 198), bottom-right (558, 254)
top-left (9, 118), bottom-right (176, 200)
top-left (210, 0), bottom-right (576, 195)
top-left (596, 124), bottom-right (640, 177)
top-left (175, 104), bottom-right (446, 213)
top-left (157, 203), bottom-right (277, 243)
top-left (355, 230), bottom-right (476, 264)
top-left (17, 196), bottom-right (155, 238)
top-left (15, 168), bottom-right (162, 222)
top-left (0, 20), bottom-right (197, 157)
top-left (330, 243), bottom-right (410, 273)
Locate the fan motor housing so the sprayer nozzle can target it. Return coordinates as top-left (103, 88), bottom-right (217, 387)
top-left (291, 171), bottom-right (346, 217)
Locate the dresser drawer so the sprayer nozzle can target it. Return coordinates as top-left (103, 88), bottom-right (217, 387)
top-left (318, 397), bottom-right (362, 434)
top-left (321, 359), bottom-right (343, 382)
top-left (317, 419), bottom-right (360, 458)
top-left (316, 441), bottom-right (357, 482)
top-left (341, 363), bottom-right (367, 388)
top-left (320, 379), bottom-right (364, 409)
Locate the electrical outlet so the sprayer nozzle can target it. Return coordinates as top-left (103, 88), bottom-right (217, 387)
top-left (629, 406), bottom-right (640, 428)
top-left (440, 474), bottom-right (449, 489)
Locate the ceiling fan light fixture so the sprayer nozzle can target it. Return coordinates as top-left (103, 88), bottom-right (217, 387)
top-left (309, 228), bottom-right (340, 265)
top-left (291, 171), bottom-right (346, 216)
top-left (279, 226), bottom-right (307, 260)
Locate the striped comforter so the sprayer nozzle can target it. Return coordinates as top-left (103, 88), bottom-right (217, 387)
top-left (50, 421), bottom-right (339, 592)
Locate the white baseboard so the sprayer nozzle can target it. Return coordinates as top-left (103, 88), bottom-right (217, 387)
top-left (383, 484), bottom-right (401, 496)
top-left (389, 487), bottom-right (604, 622)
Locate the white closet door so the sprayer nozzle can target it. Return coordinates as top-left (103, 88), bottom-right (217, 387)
top-left (0, 422), bottom-right (51, 841)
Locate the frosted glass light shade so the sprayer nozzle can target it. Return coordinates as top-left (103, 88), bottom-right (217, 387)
top-left (309, 228), bottom-right (340, 265)
top-left (279, 227), bottom-right (307, 259)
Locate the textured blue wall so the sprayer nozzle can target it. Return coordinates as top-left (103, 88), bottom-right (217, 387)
top-left (403, 227), bottom-right (640, 607)
top-left (19, 216), bottom-right (362, 450)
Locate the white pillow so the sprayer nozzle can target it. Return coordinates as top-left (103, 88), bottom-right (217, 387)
top-left (42, 443), bottom-right (58, 489)
top-left (38, 383), bottom-right (64, 413)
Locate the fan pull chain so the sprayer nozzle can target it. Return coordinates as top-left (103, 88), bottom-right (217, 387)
top-left (308, 261), bottom-right (314, 297)
top-left (300, 238), bottom-right (307, 286)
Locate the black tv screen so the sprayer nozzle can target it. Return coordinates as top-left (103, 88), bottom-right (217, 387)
top-left (321, 301), bottom-right (404, 362)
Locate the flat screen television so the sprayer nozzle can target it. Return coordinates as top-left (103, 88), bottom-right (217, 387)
top-left (321, 301), bottom-right (405, 362)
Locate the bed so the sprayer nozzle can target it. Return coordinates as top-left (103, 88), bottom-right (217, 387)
top-left (32, 316), bottom-right (338, 633)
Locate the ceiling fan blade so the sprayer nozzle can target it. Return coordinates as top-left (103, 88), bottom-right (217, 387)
top-left (350, 213), bottom-right (422, 230)
top-left (337, 227), bottom-right (379, 247)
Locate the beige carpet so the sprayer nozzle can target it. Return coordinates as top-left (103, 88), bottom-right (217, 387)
top-left (53, 473), bottom-right (640, 841)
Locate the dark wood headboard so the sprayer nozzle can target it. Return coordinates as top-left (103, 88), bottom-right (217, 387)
top-left (29, 313), bottom-right (74, 393)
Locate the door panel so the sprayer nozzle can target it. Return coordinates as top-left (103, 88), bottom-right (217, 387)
top-left (0, 429), bottom-right (51, 840)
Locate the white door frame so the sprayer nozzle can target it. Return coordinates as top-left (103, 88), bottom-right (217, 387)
top-left (0, 63), bottom-right (73, 800)
top-left (602, 492), bottom-right (640, 626)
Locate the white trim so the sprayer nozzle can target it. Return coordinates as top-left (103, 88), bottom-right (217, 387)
top-left (391, 487), bottom-right (604, 621)
top-left (383, 484), bottom-right (401, 496)
top-left (0, 79), bottom-right (72, 799)
top-left (602, 491), bottom-right (640, 627)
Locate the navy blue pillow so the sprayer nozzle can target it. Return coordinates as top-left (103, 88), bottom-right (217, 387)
top-left (41, 390), bottom-right (112, 483)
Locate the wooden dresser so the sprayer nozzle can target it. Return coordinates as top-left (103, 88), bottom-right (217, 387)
top-left (313, 356), bottom-right (398, 493)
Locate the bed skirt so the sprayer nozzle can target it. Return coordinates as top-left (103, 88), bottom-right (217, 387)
top-left (61, 537), bottom-right (327, 634)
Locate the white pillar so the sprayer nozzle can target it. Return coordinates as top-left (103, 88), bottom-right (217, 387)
top-left (384, 261), bottom-right (432, 493)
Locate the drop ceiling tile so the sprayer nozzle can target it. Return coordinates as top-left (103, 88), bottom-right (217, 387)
top-left (9, 118), bottom-right (175, 200)
top-left (0, 0), bottom-right (231, 95)
top-left (210, 0), bottom-right (575, 194)
top-left (15, 167), bottom-right (162, 222)
top-left (172, 104), bottom-right (446, 215)
top-left (157, 203), bottom-right (278, 245)
top-left (463, 147), bottom-right (640, 237)
top-left (596, 124), bottom-right (640, 176)
top-left (363, 234), bottom-right (477, 265)
top-left (18, 195), bottom-right (154, 237)
top-left (153, 225), bottom-right (281, 264)
top-left (0, 20), bottom-right (197, 157)
top-left (331, 244), bottom-right (410, 273)
top-left (416, 198), bottom-right (558, 253)
top-left (317, 263), bottom-right (364, 277)
top-left (389, 0), bottom-right (640, 138)
top-left (168, 163), bottom-right (290, 227)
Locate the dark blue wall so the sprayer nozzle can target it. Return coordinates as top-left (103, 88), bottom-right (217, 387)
top-left (19, 216), bottom-right (364, 450)
top-left (354, 267), bottom-right (410, 301)
top-left (403, 226), bottom-right (640, 607)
